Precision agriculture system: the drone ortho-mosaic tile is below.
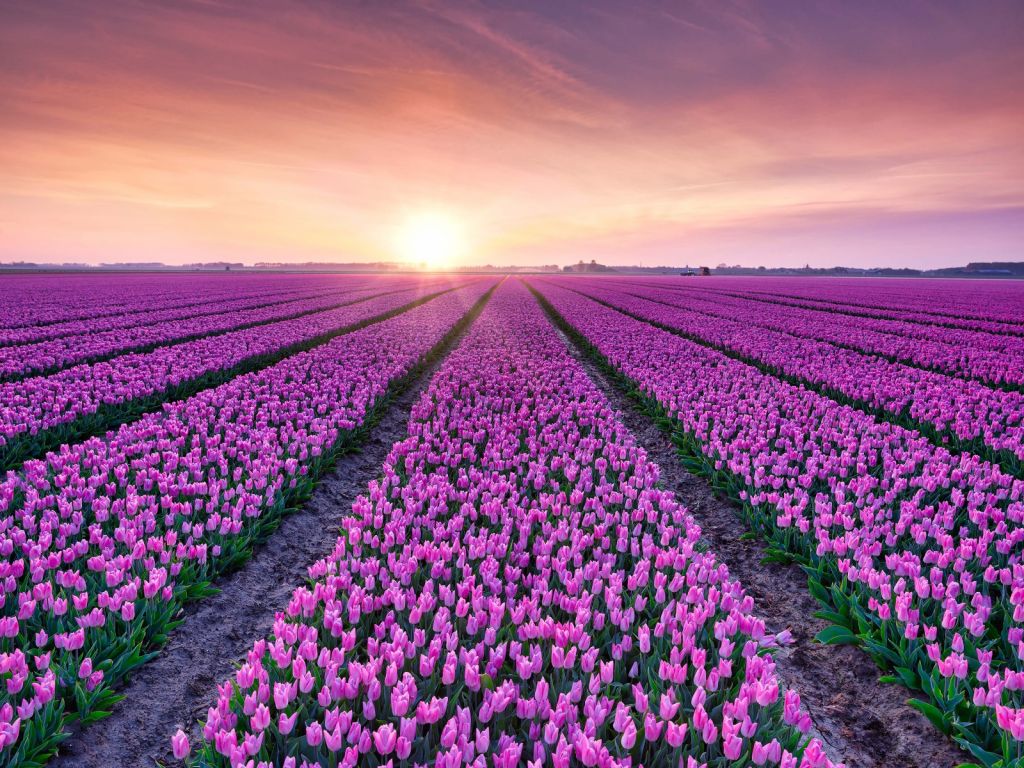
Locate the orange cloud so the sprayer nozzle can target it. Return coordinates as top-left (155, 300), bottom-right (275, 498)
top-left (1, 0), bottom-right (1021, 267)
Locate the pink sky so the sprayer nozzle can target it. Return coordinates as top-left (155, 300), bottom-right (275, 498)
top-left (1, 0), bottom-right (1022, 268)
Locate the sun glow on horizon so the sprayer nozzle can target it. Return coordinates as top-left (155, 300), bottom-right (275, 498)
top-left (395, 210), bottom-right (467, 270)
top-left (2, 3), bottom-right (1022, 269)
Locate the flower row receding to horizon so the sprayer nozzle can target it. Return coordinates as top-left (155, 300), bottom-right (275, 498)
top-left (0, 281), bottom-right (493, 764)
top-left (190, 279), bottom-right (839, 768)
top-left (529, 278), bottom-right (1024, 762)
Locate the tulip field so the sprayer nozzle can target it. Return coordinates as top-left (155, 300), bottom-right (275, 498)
top-left (0, 273), bottom-right (1021, 768)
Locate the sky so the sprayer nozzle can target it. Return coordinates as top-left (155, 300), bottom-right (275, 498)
top-left (1, 0), bottom-right (1022, 268)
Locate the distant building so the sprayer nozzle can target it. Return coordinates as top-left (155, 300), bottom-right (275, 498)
top-left (699, 266), bottom-right (711, 276)
top-left (563, 259), bottom-right (615, 274)
top-left (959, 262), bottom-right (1024, 276)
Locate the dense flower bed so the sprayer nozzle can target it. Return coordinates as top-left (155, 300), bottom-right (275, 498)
top-left (731, 282), bottom-right (1024, 332)
top-left (0, 274), bottom-right (342, 331)
top-left (569, 277), bottom-right (1024, 388)
top-left (190, 280), bottom-right (838, 768)
top-left (0, 281), bottom-right (493, 765)
top-left (557, 281), bottom-right (1024, 470)
top-left (531, 279), bottom-right (1024, 765)
top-left (0, 281), bottom-right (465, 470)
top-left (661, 277), bottom-right (1024, 332)
top-left (0, 281), bottom-right (428, 378)
top-left (0, 283), bottom-right (357, 347)
top-left (599, 278), bottom-right (1024, 356)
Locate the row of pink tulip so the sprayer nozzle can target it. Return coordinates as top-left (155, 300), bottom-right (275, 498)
top-left (0, 280), bottom-right (425, 379)
top-left (558, 280), bottom-right (1024, 469)
top-left (602, 278), bottom-right (1024, 357)
top-left (0, 274), bottom-right (340, 331)
top-left (531, 279), bottom-right (1024, 761)
top-left (589, 278), bottom-right (1024, 388)
top-left (0, 281), bottom-right (494, 765)
top-left (680, 277), bottom-right (1024, 332)
top-left (725, 288), bottom-right (1024, 338)
top-left (189, 279), bottom-right (839, 768)
top-left (0, 282), bottom-right (367, 347)
top-left (0, 281), bottom-right (464, 468)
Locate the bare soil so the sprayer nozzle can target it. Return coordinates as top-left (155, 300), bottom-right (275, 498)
top-left (50, 371), bottom-right (434, 768)
top-left (558, 329), bottom-right (969, 768)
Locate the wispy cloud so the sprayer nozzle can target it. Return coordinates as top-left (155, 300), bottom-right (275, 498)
top-left (0, 0), bottom-right (1021, 266)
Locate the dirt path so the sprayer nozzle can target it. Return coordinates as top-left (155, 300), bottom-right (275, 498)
top-left (555, 327), bottom-right (969, 768)
top-left (50, 358), bottom-right (442, 768)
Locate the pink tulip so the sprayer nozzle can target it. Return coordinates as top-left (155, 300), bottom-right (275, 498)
top-left (170, 729), bottom-right (190, 760)
top-left (373, 723), bottom-right (397, 756)
top-left (177, 279), bottom-right (851, 768)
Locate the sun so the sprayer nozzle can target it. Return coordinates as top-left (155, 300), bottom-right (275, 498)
top-left (395, 211), bottom-right (465, 270)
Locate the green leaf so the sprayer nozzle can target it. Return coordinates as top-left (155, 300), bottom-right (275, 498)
top-left (954, 736), bottom-right (1002, 768)
top-left (917, 663), bottom-right (935, 698)
top-left (807, 578), bottom-right (831, 606)
top-left (814, 626), bottom-right (858, 645)
top-left (907, 698), bottom-right (951, 735)
top-left (760, 548), bottom-right (796, 565)
top-left (860, 636), bottom-right (901, 667)
top-left (893, 666), bottom-right (919, 690)
top-left (813, 610), bottom-right (850, 628)
top-left (830, 584), bottom-right (852, 613)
